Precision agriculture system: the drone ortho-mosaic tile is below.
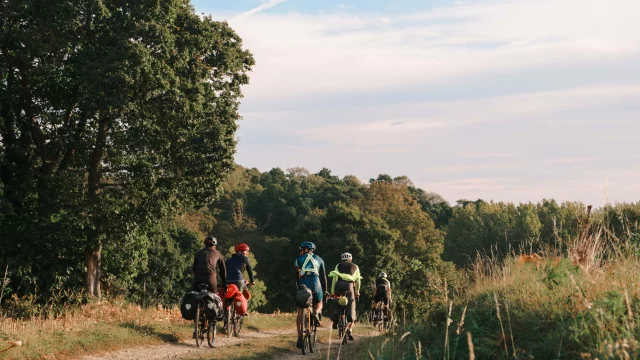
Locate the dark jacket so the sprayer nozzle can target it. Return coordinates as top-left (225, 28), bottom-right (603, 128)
top-left (193, 247), bottom-right (226, 280)
top-left (225, 253), bottom-right (255, 283)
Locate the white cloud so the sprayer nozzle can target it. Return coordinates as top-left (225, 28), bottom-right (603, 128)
top-left (225, 0), bottom-right (640, 102)
top-left (233, 0), bottom-right (287, 19)
top-left (215, 0), bottom-right (640, 204)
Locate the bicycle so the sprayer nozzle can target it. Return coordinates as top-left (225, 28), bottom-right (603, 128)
top-left (193, 284), bottom-right (217, 348)
top-left (371, 301), bottom-right (385, 332)
top-left (334, 293), bottom-right (350, 345)
top-left (299, 306), bottom-right (318, 354)
top-left (223, 281), bottom-right (251, 337)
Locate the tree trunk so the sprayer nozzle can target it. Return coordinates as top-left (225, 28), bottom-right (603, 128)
top-left (83, 244), bottom-right (102, 299)
top-left (84, 115), bottom-right (108, 300)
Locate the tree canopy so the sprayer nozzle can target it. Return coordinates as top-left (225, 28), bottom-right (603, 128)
top-left (0, 0), bottom-right (254, 297)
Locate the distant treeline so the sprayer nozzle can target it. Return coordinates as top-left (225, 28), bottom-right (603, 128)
top-left (2, 165), bottom-right (639, 319)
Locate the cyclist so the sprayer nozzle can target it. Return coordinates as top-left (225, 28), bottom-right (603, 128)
top-left (192, 236), bottom-right (226, 293)
top-left (372, 272), bottom-right (392, 321)
top-left (295, 242), bottom-right (328, 349)
top-left (225, 243), bottom-right (255, 301)
top-left (328, 252), bottom-right (362, 341)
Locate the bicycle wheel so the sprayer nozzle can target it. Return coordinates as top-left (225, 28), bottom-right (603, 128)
top-left (309, 319), bottom-right (317, 353)
top-left (225, 306), bottom-right (232, 338)
top-left (341, 315), bottom-right (348, 345)
top-left (195, 304), bottom-right (203, 348)
top-left (207, 322), bottom-right (216, 348)
top-left (233, 313), bottom-right (243, 337)
top-left (301, 309), bottom-right (309, 355)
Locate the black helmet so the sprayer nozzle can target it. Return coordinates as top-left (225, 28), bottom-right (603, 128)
top-left (204, 236), bottom-right (217, 247)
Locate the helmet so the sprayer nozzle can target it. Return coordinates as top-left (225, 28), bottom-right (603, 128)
top-left (378, 272), bottom-right (387, 279)
top-left (341, 252), bottom-right (352, 261)
top-left (299, 242), bottom-right (316, 252)
top-left (204, 236), bottom-right (217, 246)
top-left (235, 243), bottom-right (250, 252)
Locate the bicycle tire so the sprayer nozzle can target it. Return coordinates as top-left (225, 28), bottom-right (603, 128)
top-left (309, 319), bottom-right (317, 353)
top-left (341, 313), bottom-right (348, 345)
top-left (195, 305), bottom-right (203, 348)
top-left (207, 323), bottom-right (216, 348)
top-left (233, 312), bottom-right (243, 337)
top-left (301, 308), bottom-right (309, 355)
top-left (225, 306), bottom-right (232, 338)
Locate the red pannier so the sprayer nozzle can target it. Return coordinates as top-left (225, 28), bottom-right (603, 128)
top-left (224, 284), bottom-right (248, 316)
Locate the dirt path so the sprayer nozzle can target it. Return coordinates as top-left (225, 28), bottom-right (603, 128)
top-left (78, 328), bottom-right (295, 360)
top-left (275, 325), bottom-right (380, 360)
top-left (77, 323), bottom-right (380, 360)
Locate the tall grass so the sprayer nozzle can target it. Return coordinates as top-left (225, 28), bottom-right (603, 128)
top-left (360, 214), bottom-right (640, 359)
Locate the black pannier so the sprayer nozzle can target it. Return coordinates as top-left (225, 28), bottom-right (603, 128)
top-left (180, 291), bottom-right (198, 320)
top-left (296, 284), bottom-right (313, 308)
top-left (202, 292), bottom-right (223, 320)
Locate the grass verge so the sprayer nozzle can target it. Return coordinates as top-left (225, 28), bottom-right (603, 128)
top-left (0, 302), bottom-right (295, 359)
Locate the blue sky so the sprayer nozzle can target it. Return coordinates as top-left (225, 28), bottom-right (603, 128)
top-left (194, 0), bottom-right (640, 205)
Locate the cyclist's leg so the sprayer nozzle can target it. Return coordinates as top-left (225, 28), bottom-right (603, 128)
top-left (346, 298), bottom-right (356, 334)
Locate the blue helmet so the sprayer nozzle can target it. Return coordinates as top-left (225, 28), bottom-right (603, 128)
top-left (299, 242), bottom-right (316, 252)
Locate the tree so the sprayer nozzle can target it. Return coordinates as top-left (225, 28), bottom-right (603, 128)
top-left (0, 0), bottom-right (254, 297)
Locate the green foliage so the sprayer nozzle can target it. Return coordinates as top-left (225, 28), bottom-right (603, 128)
top-left (543, 259), bottom-right (579, 288)
top-left (1, 0), bottom-right (253, 298)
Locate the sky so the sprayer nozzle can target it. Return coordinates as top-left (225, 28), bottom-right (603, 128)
top-left (193, 0), bottom-right (640, 205)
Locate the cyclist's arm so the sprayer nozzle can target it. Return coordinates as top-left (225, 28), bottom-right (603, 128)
top-left (245, 257), bottom-right (255, 283)
top-left (295, 259), bottom-right (301, 287)
top-left (319, 259), bottom-right (328, 293)
top-left (192, 255), bottom-right (197, 275)
top-left (218, 254), bottom-right (227, 286)
top-left (354, 266), bottom-right (361, 296)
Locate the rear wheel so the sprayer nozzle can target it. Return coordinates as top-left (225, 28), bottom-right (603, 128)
top-left (194, 305), bottom-right (203, 348)
top-left (225, 307), bottom-right (232, 338)
top-left (341, 314), bottom-right (348, 345)
top-left (233, 311), bottom-right (243, 337)
top-left (207, 323), bottom-right (216, 348)
top-left (301, 309), bottom-right (309, 355)
top-left (309, 320), bottom-right (317, 353)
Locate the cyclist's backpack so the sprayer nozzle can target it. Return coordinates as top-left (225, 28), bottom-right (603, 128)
top-left (203, 292), bottom-right (223, 320)
top-left (180, 291), bottom-right (198, 321)
top-left (296, 284), bottom-right (313, 308)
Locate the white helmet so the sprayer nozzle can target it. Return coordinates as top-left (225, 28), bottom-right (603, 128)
top-left (341, 252), bottom-right (352, 261)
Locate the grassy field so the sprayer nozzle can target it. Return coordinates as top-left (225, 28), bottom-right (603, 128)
top-left (0, 302), bottom-right (294, 359)
top-left (355, 254), bottom-right (640, 359)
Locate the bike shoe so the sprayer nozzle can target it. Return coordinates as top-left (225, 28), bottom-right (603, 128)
top-left (296, 337), bottom-right (303, 349)
top-left (192, 331), bottom-right (197, 339)
top-left (347, 332), bottom-right (354, 341)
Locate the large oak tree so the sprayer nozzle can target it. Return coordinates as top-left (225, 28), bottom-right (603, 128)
top-left (0, 0), bottom-right (254, 297)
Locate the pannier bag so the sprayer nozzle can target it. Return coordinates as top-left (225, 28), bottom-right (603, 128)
top-left (203, 292), bottom-right (223, 320)
top-left (296, 284), bottom-right (313, 308)
top-left (180, 292), bottom-right (198, 321)
top-left (225, 284), bottom-right (249, 316)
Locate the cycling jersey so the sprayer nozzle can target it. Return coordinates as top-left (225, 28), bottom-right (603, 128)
top-left (226, 253), bottom-right (255, 283)
top-left (329, 262), bottom-right (362, 299)
top-left (295, 253), bottom-right (327, 303)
